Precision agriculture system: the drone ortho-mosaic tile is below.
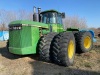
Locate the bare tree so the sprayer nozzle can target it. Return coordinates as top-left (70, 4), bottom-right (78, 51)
top-left (0, 10), bottom-right (17, 30)
top-left (0, 9), bottom-right (87, 31)
top-left (18, 9), bottom-right (27, 20)
top-left (17, 9), bottom-right (33, 20)
top-left (63, 15), bottom-right (87, 30)
top-left (0, 9), bottom-right (33, 30)
top-left (0, 23), bottom-right (8, 31)
top-left (98, 27), bottom-right (100, 30)
top-left (27, 12), bottom-right (33, 21)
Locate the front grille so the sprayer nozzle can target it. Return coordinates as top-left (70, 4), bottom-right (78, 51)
top-left (9, 26), bottom-right (32, 48)
top-left (21, 26), bottom-right (32, 48)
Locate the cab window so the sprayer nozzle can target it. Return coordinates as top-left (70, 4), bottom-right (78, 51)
top-left (42, 12), bottom-right (56, 24)
top-left (57, 14), bottom-right (62, 24)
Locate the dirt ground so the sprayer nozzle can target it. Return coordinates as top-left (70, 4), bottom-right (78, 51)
top-left (0, 40), bottom-right (100, 75)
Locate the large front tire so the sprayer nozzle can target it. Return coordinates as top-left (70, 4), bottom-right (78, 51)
top-left (38, 32), bottom-right (57, 62)
top-left (52, 32), bottom-right (76, 66)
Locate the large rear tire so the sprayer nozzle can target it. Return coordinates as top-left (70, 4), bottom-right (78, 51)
top-left (39, 32), bottom-right (57, 62)
top-left (51, 32), bottom-right (76, 66)
top-left (75, 31), bottom-right (93, 53)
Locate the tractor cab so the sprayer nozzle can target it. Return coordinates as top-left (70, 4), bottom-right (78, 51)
top-left (40, 10), bottom-right (65, 24)
top-left (40, 10), bottom-right (65, 32)
top-left (33, 7), bottom-right (65, 32)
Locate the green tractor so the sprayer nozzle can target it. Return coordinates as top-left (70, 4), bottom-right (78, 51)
top-left (8, 7), bottom-right (94, 66)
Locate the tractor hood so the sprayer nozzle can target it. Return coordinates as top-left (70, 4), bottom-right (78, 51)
top-left (9, 20), bottom-right (48, 29)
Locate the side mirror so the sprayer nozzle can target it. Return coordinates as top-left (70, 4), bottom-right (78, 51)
top-left (61, 12), bottom-right (65, 18)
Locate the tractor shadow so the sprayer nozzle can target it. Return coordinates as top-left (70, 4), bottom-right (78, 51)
top-left (0, 47), bottom-right (24, 59)
top-left (0, 40), bottom-right (40, 60)
top-left (0, 46), bottom-right (39, 60)
top-left (29, 61), bottom-right (100, 75)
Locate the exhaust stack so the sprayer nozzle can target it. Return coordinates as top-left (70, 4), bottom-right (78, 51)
top-left (33, 6), bottom-right (38, 21)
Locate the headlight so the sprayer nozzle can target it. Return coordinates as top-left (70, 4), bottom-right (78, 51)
top-left (13, 27), bottom-right (17, 29)
top-left (18, 27), bottom-right (21, 29)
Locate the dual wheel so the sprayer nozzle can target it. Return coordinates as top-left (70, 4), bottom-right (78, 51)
top-left (39, 31), bottom-right (93, 66)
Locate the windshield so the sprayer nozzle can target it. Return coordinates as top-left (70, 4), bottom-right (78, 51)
top-left (41, 12), bottom-right (56, 24)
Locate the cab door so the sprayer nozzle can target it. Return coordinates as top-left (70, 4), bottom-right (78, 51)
top-left (57, 13), bottom-right (64, 32)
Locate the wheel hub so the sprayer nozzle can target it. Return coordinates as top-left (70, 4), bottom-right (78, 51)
top-left (68, 40), bottom-right (75, 59)
top-left (84, 36), bottom-right (91, 49)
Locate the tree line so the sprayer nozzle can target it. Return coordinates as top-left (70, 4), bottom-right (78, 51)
top-left (0, 9), bottom-right (33, 30)
top-left (0, 9), bottom-right (87, 30)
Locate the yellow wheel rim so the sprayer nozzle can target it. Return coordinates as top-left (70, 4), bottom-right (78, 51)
top-left (84, 36), bottom-right (91, 49)
top-left (68, 40), bottom-right (75, 59)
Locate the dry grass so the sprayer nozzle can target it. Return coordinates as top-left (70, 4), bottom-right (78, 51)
top-left (0, 40), bottom-right (100, 75)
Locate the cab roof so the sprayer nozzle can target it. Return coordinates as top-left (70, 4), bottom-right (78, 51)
top-left (40, 9), bottom-right (61, 14)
